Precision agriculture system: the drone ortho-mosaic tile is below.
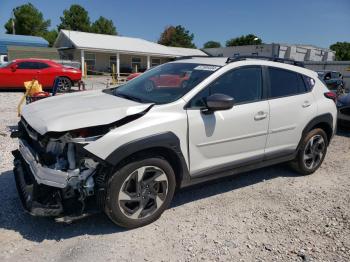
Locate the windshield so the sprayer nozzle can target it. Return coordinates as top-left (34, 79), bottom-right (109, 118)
top-left (113, 62), bottom-right (220, 104)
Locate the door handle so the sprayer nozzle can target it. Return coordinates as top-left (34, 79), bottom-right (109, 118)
top-left (302, 101), bottom-right (311, 108)
top-left (254, 111), bottom-right (268, 121)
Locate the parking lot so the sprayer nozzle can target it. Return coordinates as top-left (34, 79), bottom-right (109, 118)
top-left (0, 91), bottom-right (349, 262)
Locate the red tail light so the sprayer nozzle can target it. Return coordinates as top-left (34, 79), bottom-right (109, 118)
top-left (324, 92), bottom-right (337, 103)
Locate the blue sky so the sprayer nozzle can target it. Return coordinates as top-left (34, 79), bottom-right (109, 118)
top-left (1, 0), bottom-right (349, 48)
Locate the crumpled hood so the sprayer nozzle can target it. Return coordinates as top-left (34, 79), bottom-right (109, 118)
top-left (21, 89), bottom-right (153, 135)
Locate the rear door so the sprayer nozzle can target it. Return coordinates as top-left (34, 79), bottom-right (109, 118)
top-left (265, 67), bottom-right (316, 158)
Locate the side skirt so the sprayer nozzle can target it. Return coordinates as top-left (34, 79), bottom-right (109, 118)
top-left (180, 152), bottom-right (296, 188)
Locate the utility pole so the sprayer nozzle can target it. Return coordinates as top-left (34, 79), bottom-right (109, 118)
top-left (12, 10), bottom-right (15, 35)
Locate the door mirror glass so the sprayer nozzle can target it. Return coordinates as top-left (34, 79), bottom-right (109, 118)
top-left (203, 93), bottom-right (234, 113)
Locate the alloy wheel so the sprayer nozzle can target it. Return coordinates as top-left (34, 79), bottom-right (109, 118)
top-left (57, 77), bottom-right (71, 92)
top-left (118, 166), bottom-right (168, 220)
top-left (303, 134), bottom-right (326, 170)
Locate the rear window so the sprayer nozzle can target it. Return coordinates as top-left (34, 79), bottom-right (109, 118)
top-left (268, 67), bottom-right (306, 98)
top-left (302, 75), bottom-right (315, 91)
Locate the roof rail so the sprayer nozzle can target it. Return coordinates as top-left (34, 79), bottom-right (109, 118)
top-left (226, 55), bottom-right (304, 67)
top-left (175, 55), bottom-right (211, 60)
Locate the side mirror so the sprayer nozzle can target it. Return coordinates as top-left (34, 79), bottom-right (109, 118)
top-left (202, 93), bottom-right (234, 113)
top-left (10, 64), bottom-right (17, 72)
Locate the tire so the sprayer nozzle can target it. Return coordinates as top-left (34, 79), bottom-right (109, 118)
top-left (291, 128), bottom-right (328, 175)
top-left (57, 77), bottom-right (72, 93)
top-left (105, 156), bottom-right (176, 228)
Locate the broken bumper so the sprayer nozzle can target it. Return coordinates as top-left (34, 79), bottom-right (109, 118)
top-left (12, 150), bottom-right (63, 216)
top-left (17, 139), bottom-right (78, 188)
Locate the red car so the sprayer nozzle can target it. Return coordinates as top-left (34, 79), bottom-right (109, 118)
top-left (0, 59), bottom-right (82, 91)
top-left (127, 71), bottom-right (191, 92)
top-left (126, 72), bottom-right (142, 81)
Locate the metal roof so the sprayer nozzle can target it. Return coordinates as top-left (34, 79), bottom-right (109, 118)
top-left (54, 30), bottom-right (207, 57)
top-left (0, 34), bottom-right (48, 54)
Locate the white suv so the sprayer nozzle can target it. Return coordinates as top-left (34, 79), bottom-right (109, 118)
top-left (12, 56), bottom-right (337, 228)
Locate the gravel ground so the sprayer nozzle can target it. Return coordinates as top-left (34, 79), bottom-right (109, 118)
top-left (0, 92), bottom-right (350, 262)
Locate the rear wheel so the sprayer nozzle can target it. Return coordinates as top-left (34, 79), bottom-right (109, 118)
top-left (291, 128), bottom-right (328, 175)
top-left (105, 157), bottom-right (176, 228)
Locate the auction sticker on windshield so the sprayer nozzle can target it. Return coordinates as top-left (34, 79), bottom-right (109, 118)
top-left (194, 65), bottom-right (220, 71)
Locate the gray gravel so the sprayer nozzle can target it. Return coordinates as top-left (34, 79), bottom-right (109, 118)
top-left (0, 92), bottom-right (350, 262)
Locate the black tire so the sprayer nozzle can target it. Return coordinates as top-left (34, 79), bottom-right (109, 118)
top-left (105, 156), bottom-right (176, 228)
top-left (291, 128), bottom-right (328, 175)
top-left (57, 77), bottom-right (72, 93)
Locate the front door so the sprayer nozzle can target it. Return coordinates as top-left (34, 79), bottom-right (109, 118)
top-left (186, 66), bottom-right (270, 176)
top-left (8, 61), bottom-right (41, 88)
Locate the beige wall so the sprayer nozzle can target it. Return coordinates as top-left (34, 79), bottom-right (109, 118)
top-left (59, 49), bottom-right (172, 74)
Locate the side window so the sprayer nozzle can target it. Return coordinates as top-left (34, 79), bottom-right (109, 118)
top-left (36, 62), bottom-right (49, 69)
top-left (209, 67), bottom-right (262, 104)
top-left (302, 75), bottom-right (315, 91)
top-left (17, 62), bottom-right (36, 69)
top-left (188, 88), bottom-right (209, 108)
top-left (331, 72), bottom-right (339, 79)
top-left (188, 66), bottom-right (263, 108)
top-left (268, 67), bottom-right (305, 98)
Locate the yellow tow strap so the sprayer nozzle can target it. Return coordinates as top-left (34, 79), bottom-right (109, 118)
top-left (17, 79), bottom-right (43, 117)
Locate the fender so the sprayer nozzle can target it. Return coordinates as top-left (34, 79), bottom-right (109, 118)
top-left (300, 113), bottom-right (334, 146)
top-left (105, 132), bottom-right (190, 184)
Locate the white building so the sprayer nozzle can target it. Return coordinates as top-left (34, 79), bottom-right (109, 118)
top-left (54, 30), bottom-right (207, 76)
top-left (203, 43), bottom-right (335, 62)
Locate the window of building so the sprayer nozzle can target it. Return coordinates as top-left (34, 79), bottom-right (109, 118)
top-left (131, 57), bottom-right (142, 72)
top-left (268, 67), bottom-right (306, 98)
top-left (151, 58), bottom-right (161, 67)
top-left (85, 53), bottom-right (96, 71)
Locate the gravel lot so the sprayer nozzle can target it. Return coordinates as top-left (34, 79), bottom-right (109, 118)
top-left (0, 91), bottom-right (350, 262)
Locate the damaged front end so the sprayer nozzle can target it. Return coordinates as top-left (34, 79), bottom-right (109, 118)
top-left (11, 118), bottom-right (110, 220)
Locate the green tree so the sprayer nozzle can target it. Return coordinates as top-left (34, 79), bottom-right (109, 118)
top-left (43, 30), bottom-right (58, 47)
top-left (226, 34), bottom-right (262, 47)
top-left (91, 16), bottom-right (117, 35)
top-left (330, 42), bottom-right (350, 61)
top-left (58, 4), bottom-right (91, 32)
top-left (203, 41), bottom-right (221, 48)
top-left (158, 25), bottom-right (196, 48)
top-left (4, 3), bottom-right (50, 36)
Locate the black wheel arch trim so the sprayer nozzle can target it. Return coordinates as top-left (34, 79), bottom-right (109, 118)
top-left (105, 132), bottom-right (190, 185)
top-left (299, 113), bottom-right (334, 147)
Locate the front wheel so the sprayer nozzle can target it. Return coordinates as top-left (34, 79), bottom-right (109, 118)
top-left (57, 77), bottom-right (72, 93)
top-left (291, 128), bottom-right (328, 175)
top-left (105, 157), bottom-right (176, 228)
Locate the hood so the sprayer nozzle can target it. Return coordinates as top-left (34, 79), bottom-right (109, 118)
top-left (21, 89), bottom-right (153, 135)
